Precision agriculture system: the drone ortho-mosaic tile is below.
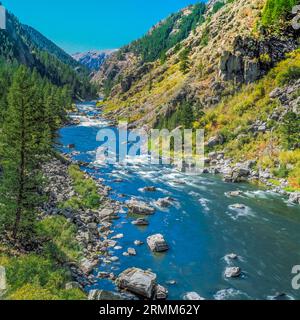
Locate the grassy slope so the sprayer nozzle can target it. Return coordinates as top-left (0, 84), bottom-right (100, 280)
top-left (0, 216), bottom-right (86, 300)
top-left (197, 50), bottom-right (300, 191)
top-left (98, 0), bottom-right (264, 125)
top-left (0, 164), bottom-right (103, 300)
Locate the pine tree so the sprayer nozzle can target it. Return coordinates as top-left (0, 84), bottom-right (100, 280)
top-left (180, 101), bottom-right (194, 128)
top-left (0, 66), bottom-right (49, 239)
top-left (280, 112), bottom-right (300, 150)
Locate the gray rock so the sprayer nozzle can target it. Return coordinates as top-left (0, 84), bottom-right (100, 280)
top-left (206, 135), bottom-right (224, 148)
top-left (65, 282), bottom-right (82, 290)
top-left (127, 248), bottom-right (137, 256)
top-left (132, 218), bottom-right (149, 226)
top-left (126, 199), bottom-right (155, 215)
top-left (147, 234), bottom-right (169, 252)
top-left (97, 272), bottom-right (111, 279)
top-left (134, 240), bottom-right (144, 246)
top-left (142, 186), bottom-right (157, 192)
top-left (99, 208), bottom-right (118, 220)
top-left (225, 191), bottom-right (243, 197)
top-left (87, 223), bottom-right (98, 231)
top-left (269, 87), bottom-right (282, 99)
top-left (155, 284), bottom-right (168, 300)
top-left (109, 256), bottom-right (119, 262)
top-left (111, 233), bottom-right (124, 240)
top-left (155, 197), bottom-right (174, 208)
top-left (224, 267), bottom-right (241, 278)
top-left (116, 267), bottom-right (157, 299)
top-left (88, 290), bottom-right (123, 300)
top-left (80, 258), bottom-right (98, 274)
top-left (166, 280), bottom-right (177, 285)
top-left (289, 192), bottom-right (300, 205)
top-left (229, 203), bottom-right (246, 210)
top-left (184, 292), bottom-right (205, 300)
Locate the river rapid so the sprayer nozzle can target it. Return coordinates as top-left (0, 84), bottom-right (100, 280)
top-left (59, 101), bottom-right (300, 300)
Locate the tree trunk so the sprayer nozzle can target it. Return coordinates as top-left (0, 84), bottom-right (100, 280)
top-left (13, 98), bottom-right (25, 239)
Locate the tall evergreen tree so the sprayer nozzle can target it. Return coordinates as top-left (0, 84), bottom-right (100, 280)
top-left (0, 66), bottom-right (50, 239)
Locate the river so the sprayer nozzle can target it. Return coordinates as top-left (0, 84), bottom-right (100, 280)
top-left (59, 101), bottom-right (300, 300)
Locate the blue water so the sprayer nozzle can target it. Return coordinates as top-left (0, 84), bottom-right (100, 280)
top-left (59, 102), bottom-right (300, 300)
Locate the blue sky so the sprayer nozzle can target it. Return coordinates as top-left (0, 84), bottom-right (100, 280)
top-left (5, 0), bottom-right (204, 53)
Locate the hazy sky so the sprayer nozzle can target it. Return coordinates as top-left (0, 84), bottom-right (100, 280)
top-left (5, 0), bottom-right (204, 53)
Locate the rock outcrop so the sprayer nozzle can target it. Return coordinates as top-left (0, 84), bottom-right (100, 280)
top-left (126, 199), bottom-right (155, 215)
top-left (116, 268), bottom-right (157, 299)
top-left (147, 234), bottom-right (169, 252)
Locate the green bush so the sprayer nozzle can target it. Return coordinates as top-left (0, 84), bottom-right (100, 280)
top-left (276, 66), bottom-right (300, 86)
top-left (37, 216), bottom-right (82, 263)
top-left (61, 165), bottom-right (101, 210)
top-left (0, 235), bottom-right (86, 300)
top-left (261, 0), bottom-right (299, 28)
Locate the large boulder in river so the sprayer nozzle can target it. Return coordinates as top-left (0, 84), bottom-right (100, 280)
top-left (126, 199), bottom-right (155, 215)
top-left (289, 192), bottom-right (300, 205)
top-left (132, 218), bottom-right (149, 226)
top-left (155, 197), bottom-right (174, 208)
top-left (147, 234), bottom-right (169, 252)
top-left (116, 267), bottom-right (157, 299)
top-left (224, 267), bottom-right (241, 278)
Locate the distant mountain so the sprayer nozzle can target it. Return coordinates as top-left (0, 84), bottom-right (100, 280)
top-left (72, 50), bottom-right (116, 71)
top-left (0, 10), bottom-right (95, 98)
top-left (22, 24), bottom-right (81, 69)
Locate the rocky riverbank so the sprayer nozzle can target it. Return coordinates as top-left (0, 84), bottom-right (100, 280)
top-left (40, 156), bottom-right (123, 290)
top-left (203, 153), bottom-right (300, 206)
top-left (40, 156), bottom-right (175, 300)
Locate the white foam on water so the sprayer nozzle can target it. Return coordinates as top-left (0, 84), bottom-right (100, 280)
top-left (244, 190), bottom-right (271, 199)
top-left (199, 198), bottom-right (211, 212)
top-left (188, 191), bottom-right (201, 197)
top-left (227, 205), bottom-right (255, 220)
top-left (214, 288), bottom-right (250, 300)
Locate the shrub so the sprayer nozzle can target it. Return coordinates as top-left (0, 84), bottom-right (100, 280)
top-left (37, 216), bottom-right (82, 263)
top-left (276, 66), bottom-right (300, 86)
top-left (9, 284), bottom-right (60, 300)
top-left (61, 165), bottom-right (101, 210)
top-left (261, 0), bottom-right (299, 29)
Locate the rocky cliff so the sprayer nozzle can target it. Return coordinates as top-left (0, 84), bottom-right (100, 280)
top-left (93, 0), bottom-right (299, 127)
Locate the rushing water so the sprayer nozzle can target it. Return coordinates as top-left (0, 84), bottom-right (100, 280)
top-left (59, 102), bottom-right (300, 300)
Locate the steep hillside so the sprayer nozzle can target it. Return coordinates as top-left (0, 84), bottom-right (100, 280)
top-left (201, 50), bottom-right (300, 193)
top-left (22, 24), bottom-right (81, 69)
top-left (94, 0), bottom-right (299, 126)
top-left (0, 11), bottom-right (95, 99)
top-left (93, 0), bottom-right (300, 193)
top-left (93, 2), bottom-right (207, 98)
top-left (72, 50), bottom-right (115, 71)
